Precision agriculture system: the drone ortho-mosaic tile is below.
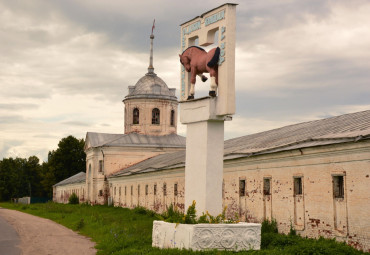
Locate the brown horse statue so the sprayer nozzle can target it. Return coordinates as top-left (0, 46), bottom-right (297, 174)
top-left (179, 46), bottom-right (220, 100)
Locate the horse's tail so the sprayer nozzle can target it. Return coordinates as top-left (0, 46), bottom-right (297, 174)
top-left (207, 47), bottom-right (220, 68)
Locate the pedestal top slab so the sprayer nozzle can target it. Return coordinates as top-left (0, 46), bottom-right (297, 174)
top-left (180, 97), bottom-right (231, 124)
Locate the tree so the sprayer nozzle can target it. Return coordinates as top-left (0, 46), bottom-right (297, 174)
top-left (24, 156), bottom-right (43, 197)
top-left (42, 136), bottom-right (86, 198)
top-left (0, 135), bottom-right (86, 200)
top-left (0, 156), bottom-right (43, 201)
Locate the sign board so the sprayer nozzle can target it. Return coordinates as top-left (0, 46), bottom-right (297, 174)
top-left (180, 3), bottom-right (237, 116)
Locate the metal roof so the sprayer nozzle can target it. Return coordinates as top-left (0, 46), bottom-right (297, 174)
top-left (85, 132), bottom-right (186, 150)
top-left (109, 110), bottom-right (370, 178)
top-left (124, 73), bottom-right (177, 101)
top-left (53, 172), bottom-right (86, 187)
top-left (224, 110), bottom-right (370, 155)
top-left (110, 150), bottom-right (186, 178)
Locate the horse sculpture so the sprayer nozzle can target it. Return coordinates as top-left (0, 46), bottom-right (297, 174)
top-left (179, 46), bottom-right (220, 100)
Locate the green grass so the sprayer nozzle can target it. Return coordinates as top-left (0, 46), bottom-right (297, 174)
top-left (0, 202), bottom-right (367, 255)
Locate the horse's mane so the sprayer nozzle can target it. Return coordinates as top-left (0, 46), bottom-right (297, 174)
top-left (181, 46), bottom-right (206, 54)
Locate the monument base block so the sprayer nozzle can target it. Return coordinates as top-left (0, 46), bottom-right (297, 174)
top-left (152, 220), bottom-right (261, 251)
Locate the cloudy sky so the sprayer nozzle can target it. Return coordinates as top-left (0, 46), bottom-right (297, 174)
top-left (1, 0), bottom-right (370, 161)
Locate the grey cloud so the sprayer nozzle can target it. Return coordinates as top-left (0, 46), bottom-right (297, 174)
top-left (33, 134), bottom-right (60, 139)
top-left (236, 0), bottom-right (333, 43)
top-left (235, 81), bottom-right (370, 122)
top-left (47, 0), bottom-right (241, 51)
top-left (62, 121), bottom-right (91, 127)
top-left (0, 0), bottom-right (369, 160)
top-left (0, 115), bottom-right (25, 124)
top-left (0, 85), bottom-right (51, 99)
top-left (0, 103), bottom-right (39, 110)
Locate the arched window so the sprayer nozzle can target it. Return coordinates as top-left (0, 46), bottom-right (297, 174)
top-left (152, 108), bottom-right (160, 124)
top-left (170, 110), bottom-right (175, 126)
top-left (133, 108), bottom-right (139, 124)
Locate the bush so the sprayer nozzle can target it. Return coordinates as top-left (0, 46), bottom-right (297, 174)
top-left (68, 193), bottom-right (79, 204)
top-left (133, 206), bottom-right (147, 215)
top-left (261, 218), bottom-right (278, 234)
top-left (261, 218), bottom-right (280, 249)
top-left (184, 200), bottom-right (197, 224)
top-left (163, 204), bottom-right (184, 223)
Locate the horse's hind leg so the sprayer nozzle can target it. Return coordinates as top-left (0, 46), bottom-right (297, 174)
top-left (188, 83), bottom-right (195, 99)
top-left (209, 69), bottom-right (217, 97)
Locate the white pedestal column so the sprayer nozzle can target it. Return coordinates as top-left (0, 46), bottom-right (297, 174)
top-left (180, 97), bottom-right (226, 216)
top-left (185, 120), bottom-right (224, 215)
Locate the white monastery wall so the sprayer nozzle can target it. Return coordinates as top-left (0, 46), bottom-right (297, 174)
top-left (53, 140), bottom-right (370, 251)
top-left (53, 182), bottom-right (86, 204)
top-left (109, 168), bottom-right (185, 212)
top-left (223, 141), bottom-right (370, 251)
top-left (85, 146), bottom-right (184, 204)
top-left (106, 140), bottom-right (370, 251)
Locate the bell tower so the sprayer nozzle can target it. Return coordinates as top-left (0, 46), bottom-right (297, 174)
top-left (123, 22), bottom-right (179, 136)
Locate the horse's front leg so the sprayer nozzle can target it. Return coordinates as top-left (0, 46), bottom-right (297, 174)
top-left (188, 69), bottom-right (197, 100)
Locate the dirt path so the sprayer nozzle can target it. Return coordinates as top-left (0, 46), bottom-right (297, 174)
top-left (0, 208), bottom-right (96, 255)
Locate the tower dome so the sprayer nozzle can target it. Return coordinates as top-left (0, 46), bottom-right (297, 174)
top-left (125, 73), bottom-right (177, 101)
top-left (123, 25), bottom-right (178, 136)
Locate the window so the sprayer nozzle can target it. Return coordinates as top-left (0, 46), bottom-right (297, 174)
top-left (163, 183), bottom-right (167, 196)
top-left (170, 110), bottom-right (175, 126)
top-left (133, 108), bottom-right (139, 124)
top-left (263, 178), bottom-right (271, 195)
top-left (154, 184), bottom-right (157, 195)
top-left (333, 176), bottom-right (344, 198)
top-left (99, 160), bottom-right (103, 172)
top-left (152, 108), bottom-right (160, 124)
top-left (119, 187), bottom-right (121, 196)
top-left (294, 177), bottom-right (303, 195)
top-left (99, 190), bottom-right (103, 196)
top-left (222, 179), bottom-right (225, 199)
top-left (114, 187), bottom-right (116, 196)
top-left (131, 185), bottom-right (133, 196)
top-left (145, 185), bottom-right (148, 196)
top-left (174, 183), bottom-right (178, 196)
top-left (239, 179), bottom-right (246, 196)
top-left (138, 185), bottom-right (140, 196)
top-left (125, 186), bottom-right (127, 196)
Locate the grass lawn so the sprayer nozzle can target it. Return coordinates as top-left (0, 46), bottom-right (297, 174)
top-left (0, 202), bottom-right (367, 255)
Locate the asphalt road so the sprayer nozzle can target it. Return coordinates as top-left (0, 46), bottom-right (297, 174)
top-left (0, 208), bottom-right (21, 255)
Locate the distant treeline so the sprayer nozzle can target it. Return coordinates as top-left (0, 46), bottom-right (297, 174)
top-left (0, 136), bottom-right (86, 201)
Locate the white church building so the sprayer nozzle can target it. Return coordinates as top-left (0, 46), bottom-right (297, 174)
top-left (53, 36), bottom-right (370, 252)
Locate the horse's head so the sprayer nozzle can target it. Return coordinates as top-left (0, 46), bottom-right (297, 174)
top-left (179, 54), bottom-right (191, 72)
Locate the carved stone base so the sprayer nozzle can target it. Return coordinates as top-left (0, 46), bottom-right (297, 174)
top-left (152, 221), bottom-right (261, 251)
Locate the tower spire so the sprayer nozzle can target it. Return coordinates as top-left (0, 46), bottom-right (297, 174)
top-left (148, 19), bottom-right (155, 74)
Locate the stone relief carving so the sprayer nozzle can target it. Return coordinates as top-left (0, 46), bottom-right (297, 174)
top-left (191, 224), bottom-right (261, 251)
top-left (153, 221), bottom-right (261, 251)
